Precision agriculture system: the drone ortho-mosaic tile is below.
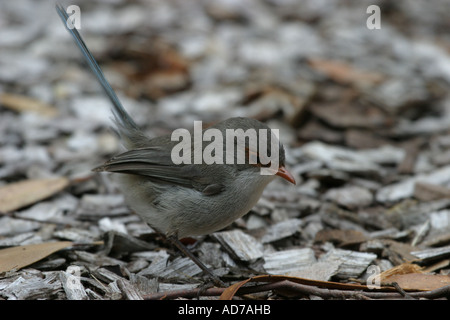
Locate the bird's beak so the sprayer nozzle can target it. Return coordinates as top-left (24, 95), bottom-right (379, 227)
top-left (276, 166), bottom-right (296, 185)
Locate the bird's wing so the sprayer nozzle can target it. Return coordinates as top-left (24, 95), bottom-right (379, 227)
top-left (93, 146), bottom-right (225, 195)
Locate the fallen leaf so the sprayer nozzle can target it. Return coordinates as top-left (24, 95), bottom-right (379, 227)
top-left (383, 273), bottom-right (450, 291)
top-left (379, 239), bottom-right (419, 265)
top-left (0, 93), bottom-right (58, 117)
top-left (0, 177), bottom-right (70, 213)
top-left (0, 241), bottom-right (73, 273)
top-left (220, 277), bottom-right (252, 300)
top-left (380, 263), bottom-right (450, 291)
top-left (308, 58), bottom-right (384, 86)
top-left (379, 262), bottom-right (424, 280)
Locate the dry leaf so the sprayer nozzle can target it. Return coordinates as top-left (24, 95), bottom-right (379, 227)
top-left (0, 177), bottom-right (70, 212)
top-left (379, 262), bottom-right (423, 280)
top-left (0, 93), bottom-right (57, 117)
top-left (308, 58), bottom-right (384, 86)
top-left (220, 277), bottom-right (252, 300)
top-left (0, 241), bottom-right (73, 273)
top-left (380, 263), bottom-right (450, 291)
top-left (383, 273), bottom-right (450, 291)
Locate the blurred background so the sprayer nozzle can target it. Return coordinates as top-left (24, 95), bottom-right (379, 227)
top-left (1, 0), bottom-right (450, 299)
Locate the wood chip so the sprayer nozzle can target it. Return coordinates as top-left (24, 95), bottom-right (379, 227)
top-left (136, 251), bottom-right (170, 277)
top-left (385, 198), bottom-right (450, 229)
top-left (377, 165), bottom-right (450, 202)
top-left (106, 280), bottom-right (123, 300)
top-left (263, 248), bottom-right (316, 275)
top-left (71, 250), bottom-right (126, 267)
top-left (60, 267), bottom-right (88, 300)
top-left (158, 257), bottom-right (202, 279)
top-left (411, 245), bottom-right (450, 261)
top-left (319, 248), bottom-right (377, 279)
top-left (53, 228), bottom-right (101, 243)
top-left (213, 229), bottom-right (264, 262)
top-left (128, 274), bottom-right (159, 296)
top-left (102, 231), bottom-right (156, 258)
top-left (0, 270), bottom-right (63, 300)
top-left (315, 229), bottom-right (367, 247)
top-left (377, 239), bottom-right (418, 265)
top-left (116, 278), bottom-right (144, 300)
top-left (301, 141), bottom-right (382, 175)
top-left (413, 181), bottom-right (450, 201)
top-left (136, 252), bottom-right (203, 281)
top-left (324, 185), bottom-right (373, 209)
top-left (90, 267), bottom-right (124, 284)
top-left (287, 261), bottom-right (341, 281)
top-left (261, 218), bottom-right (302, 243)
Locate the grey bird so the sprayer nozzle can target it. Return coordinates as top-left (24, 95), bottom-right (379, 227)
top-left (56, 3), bottom-right (295, 285)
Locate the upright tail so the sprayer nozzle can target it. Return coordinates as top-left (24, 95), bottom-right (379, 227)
top-left (56, 3), bottom-right (147, 149)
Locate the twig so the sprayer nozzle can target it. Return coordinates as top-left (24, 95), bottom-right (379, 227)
top-left (143, 287), bottom-right (225, 300)
top-left (389, 282), bottom-right (414, 299)
top-left (143, 280), bottom-right (450, 300)
top-left (409, 284), bottom-right (450, 299)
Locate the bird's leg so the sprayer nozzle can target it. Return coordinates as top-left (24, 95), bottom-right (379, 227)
top-left (167, 234), bottom-right (225, 287)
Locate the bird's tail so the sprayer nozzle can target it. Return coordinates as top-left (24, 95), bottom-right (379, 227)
top-left (56, 3), bottom-right (147, 149)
